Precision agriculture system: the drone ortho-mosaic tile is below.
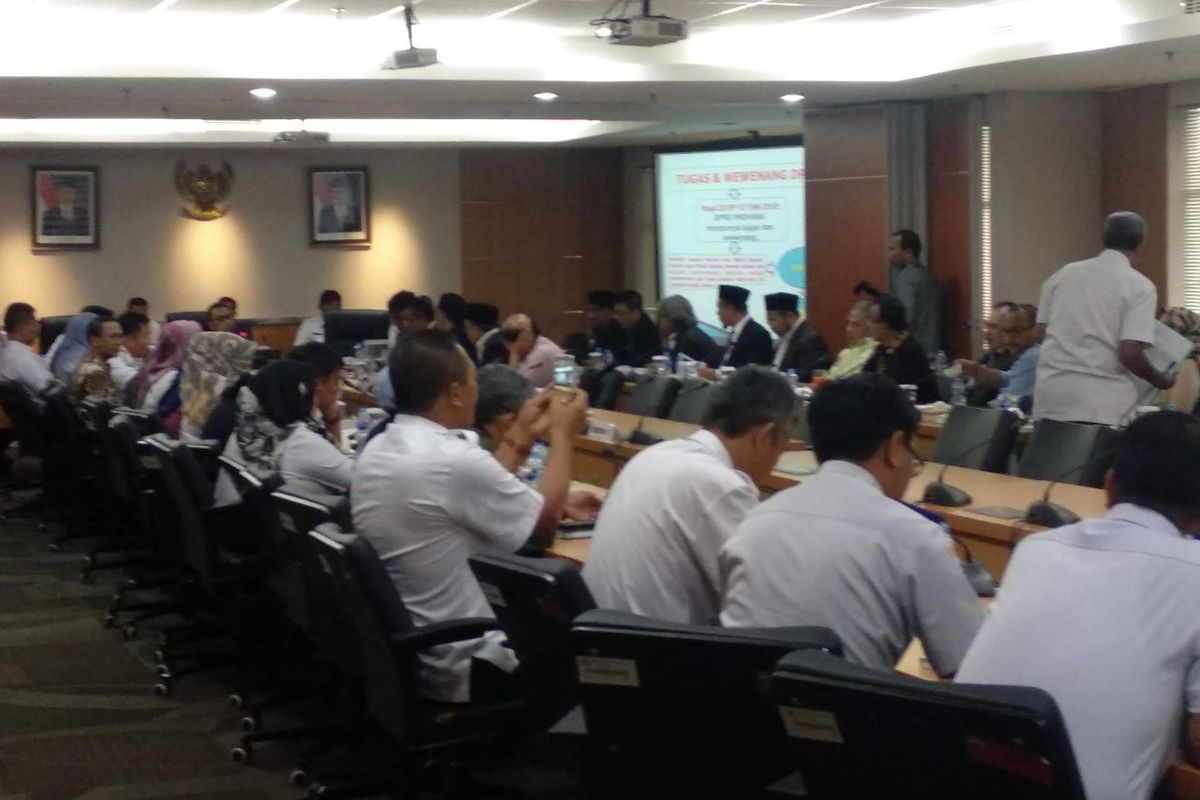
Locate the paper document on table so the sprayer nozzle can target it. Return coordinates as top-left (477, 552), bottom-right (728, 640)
top-left (1147, 321), bottom-right (1194, 377)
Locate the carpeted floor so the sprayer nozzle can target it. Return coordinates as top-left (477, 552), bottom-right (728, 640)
top-left (0, 503), bottom-right (582, 800)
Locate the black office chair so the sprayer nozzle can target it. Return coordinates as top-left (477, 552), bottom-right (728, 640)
top-left (626, 373), bottom-right (682, 419)
top-left (0, 381), bottom-right (49, 520)
top-left (1018, 418), bottom-right (1119, 488)
top-left (323, 309), bottom-right (389, 357)
top-left (165, 310), bottom-right (209, 326)
top-left (569, 609), bottom-right (842, 799)
top-left (772, 648), bottom-right (1085, 799)
top-left (468, 550), bottom-right (596, 728)
top-left (930, 405), bottom-right (1021, 474)
top-left (667, 378), bottom-right (717, 424)
top-left (38, 315), bottom-right (72, 355)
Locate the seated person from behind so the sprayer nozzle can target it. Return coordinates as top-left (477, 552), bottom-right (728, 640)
top-left (584, 366), bottom-right (796, 624)
top-left (136, 320), bottom-right (201, 431)
top-left (720, 373), bottom-right (984, 676)
top-left (214, 359), bottom-right (352, 505)
top-left (862, 294), bottom-right (939, 404)
top-left (953, 303), bottom-right (1041, 409)
top-left (0, 302), bottom-right (59, 408)
top-left (827, 300), bottom-right (878, 380)
top-left (352, 330), bottom-right (599, 703)
top-left (473, 364), bottom-right (534, 452)
top-left (110, 311), bottom-right (151, 398)
top-left (956, 410), bottom-right (1200, 800)
top-left (67, 315), bottom-right (124, 413)
top-left (765, 291), bottom-right (830, 381)
top-left (657, 294), bottom-right (718, 367)
top-left (502, 314), bottom-right (564, 389)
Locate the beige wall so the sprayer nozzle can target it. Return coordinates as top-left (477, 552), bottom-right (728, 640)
top-left (987, 92), bottom-right (1103, 305)
top-left (0, 148), bottom-right (461, 319)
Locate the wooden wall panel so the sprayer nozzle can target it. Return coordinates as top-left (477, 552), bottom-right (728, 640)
top-left (1100, 86), bottom-right (1168, 301)
top-left (927, 100), bottom-right (973, 359)
top-left (805, 108), bottom-right (890, 352)
top-left (461, 149), bottom-right (623, 344)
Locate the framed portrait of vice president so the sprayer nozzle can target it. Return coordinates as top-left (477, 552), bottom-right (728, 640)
top-left (31, 166), bottom-right (99, 251)
top-left (309, 167), bottom-right (370, 246)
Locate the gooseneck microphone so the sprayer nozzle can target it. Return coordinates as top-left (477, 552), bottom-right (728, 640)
top-left (921, 415), bottom-right (1019, 507)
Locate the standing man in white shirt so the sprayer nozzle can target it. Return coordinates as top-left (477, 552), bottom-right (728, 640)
top-left (583, 366), bottom-right (797, 624)
top-left (1034, 212), bottom-right (1174, 426)
top-left (956, 411), bottom-right (1200, 800)
top-left (0, 303), bottom-right (59, 408)
top-left (109, 312), bottom-right (151, 396)
top-left (720, 373), bottom-right (983, 676)
top-left (352, 330), bottom-right (598, 703)
top-left (293, 289), bottom-right (341, 346)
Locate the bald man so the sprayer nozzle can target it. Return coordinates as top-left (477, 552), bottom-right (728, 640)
top-left (502, 314), bottom-right (564, 388)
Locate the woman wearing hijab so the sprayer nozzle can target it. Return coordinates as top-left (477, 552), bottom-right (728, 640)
top-left (179, 331), bottom-right (256, 439)
top-left (49, 312), bottom-right (97, 383)
top-left (136, 320), bottom-right (201, 425)
top-left (213, 360), bottom-right (352, 506)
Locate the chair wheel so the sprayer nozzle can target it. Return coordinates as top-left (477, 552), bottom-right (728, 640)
top-left (227, 693), bottom-right (245, 709)
top-left (102, 614), bottom-right (118, 629)
top-left (289, 769), bottom-right (310, 788)
top-left (122, 625), bottom-right (138, 640)
top-left (153, 681), bottom-right (172, 697)
top-left (156, 665), bottom-right (171, 679)
top-left (230, 745), bottom-right (252, 764)
top-left (240, 715), bottom-right (258, 732)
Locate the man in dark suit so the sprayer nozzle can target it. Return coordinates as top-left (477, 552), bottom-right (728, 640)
top-left (705, 284), bottom-right (774, 369)
top-left (613, 290), bottom-right (661, 367)
top-left (41, 180), bottom-right (89, 237)
top-left (464, 302), bottom-right (509, 366)
top-left (587, 290), bottom-right (624, 353)
top-left (765, 292), bottom-right (830, 381)
top-left (317, 175), bottom-right (361, 234)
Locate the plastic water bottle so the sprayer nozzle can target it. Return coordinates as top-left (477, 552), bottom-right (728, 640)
top-left (355, 407), bottom-right (370, 441)
top-left (785, 369), bottom-right (799, 389)
top-left (518, 441), bottom-right (549, 486)
top-left (951, 375), bottom-right (966, 405)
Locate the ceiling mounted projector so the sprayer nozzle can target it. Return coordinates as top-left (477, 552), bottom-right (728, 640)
top-left (273, 130), bottom-right (330, 143)
top-left (592, 0), bottom-right (687, 46)
top-left (382, 5), bottom-right (439, 70)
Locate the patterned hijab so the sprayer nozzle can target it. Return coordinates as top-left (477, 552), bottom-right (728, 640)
top-left (49, 312), bottom-right (97, 382)
top-left (180, 332), bottom-right (255, 434)
top-left (234, 360), bottom-right (324, 474)
top-left (1159, 307), bottom-right (1200, 353)
top-left (135, 320), bottom-right (201, 407)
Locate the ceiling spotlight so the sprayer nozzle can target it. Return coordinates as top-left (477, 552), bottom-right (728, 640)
top-left (594, 23), bottom-right (613, 38)
top-left (249, 87), bottom-right (278, 100)
top-left (780, 93), bottom-right (804, 103)
top-left (533, 92), bottom-right (559, 102)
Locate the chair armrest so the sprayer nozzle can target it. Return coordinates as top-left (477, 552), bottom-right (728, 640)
top-left (387, 618), bottom-right (501, 651)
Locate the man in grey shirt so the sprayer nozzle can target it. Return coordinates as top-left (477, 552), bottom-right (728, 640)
top-left (888, 229), bottom-right (939, 354)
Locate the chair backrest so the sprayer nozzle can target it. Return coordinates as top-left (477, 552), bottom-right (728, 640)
top-left (164, 310), bottom-right (209, 325)
top-left (930, 405), bottom-right (1020, 474)
top-left (667, 378), bottom-right (717, 424)
top-left (323, 310), bottom-right (389, 357)
top-left (0, 380), bottom-right (46, 454)
top-left (38, 315), bottom-right (72, 355)
top-left (221, 456), bottom-right (285, 538)
top-left (570, 609), bottom-right (842, 797)
top-left (1017, 419), bottom-right (1119, 488)
top-left (295, 524), bottom-right (374, 679)
top-left (468, 551), bottom-right (596, 725)
top-left (271, 485), bottom-right (352, 541)
top-left (772, 649), bottom-right (1085, 799)
top-left (627, 374), bottom-right (682, 418)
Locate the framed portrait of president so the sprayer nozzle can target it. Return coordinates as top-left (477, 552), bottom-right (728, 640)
top-left (31, 166), bottom-right (99, 250)
top-left (309, 167), bottom-right (370, 246)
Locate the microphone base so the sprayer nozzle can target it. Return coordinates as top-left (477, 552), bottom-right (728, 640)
top-left (922, 482), bottom-right (972, 508)
top-left (1025, 501), bottom-right (1080, 528)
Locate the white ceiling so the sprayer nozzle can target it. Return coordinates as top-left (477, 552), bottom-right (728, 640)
top-left (0, 0), bottom-right (1197, 144)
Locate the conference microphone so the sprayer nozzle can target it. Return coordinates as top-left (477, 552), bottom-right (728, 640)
top-left (901, 501), bottom-right (996, 597)
top-left (921, 415), bottom-right (1019, 508)
top-left (626, 417), bottom-right (663, 447)
top-left (1024, 462), bottom-right (1095, 528)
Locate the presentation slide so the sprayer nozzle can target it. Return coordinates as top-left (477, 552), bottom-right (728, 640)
top-left (656, 145), bottom-right (806, 332)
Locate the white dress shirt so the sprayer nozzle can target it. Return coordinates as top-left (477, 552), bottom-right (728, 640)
top-left (1034, 249), bottom-right (1158, 425)
top-left (0, 339), bottom-right (57, 409)
top-left (351, 414), bottom-right (543, 702)
top-left (720, 460), bottom-right (984, 676)
top-left (215, 424), bottom-right (352, 506)
top-left (772, 318), bottom-right (802, 370)
top-left (107, 347), bottom-right (141, 393)
top-left (583, 430), bottom-right (760, 624)
top-left (956, 505), bottom-right (1200, 800)
top-left (293, 314), bottom-right (325, 346)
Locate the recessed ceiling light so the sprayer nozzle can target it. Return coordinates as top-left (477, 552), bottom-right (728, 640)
top-left (250, 87), bottom-right (277, 100)
top-left (780, 94), bottom-right (804, 103)
top-left (533, 92), bottom-right (559, 102)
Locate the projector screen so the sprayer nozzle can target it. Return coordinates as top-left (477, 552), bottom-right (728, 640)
top-left (656, 145), bottom-right (806, 331)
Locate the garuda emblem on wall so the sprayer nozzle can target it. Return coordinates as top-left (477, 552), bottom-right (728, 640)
top-left (175, 160), bottom-right (234, 221)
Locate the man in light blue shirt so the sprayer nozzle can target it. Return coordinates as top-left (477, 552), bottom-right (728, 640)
top-left (954, 303), bottom-right (1040, 406)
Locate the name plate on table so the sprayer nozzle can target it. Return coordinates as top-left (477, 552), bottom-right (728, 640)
top-left (585, 421), bottom-right (622, 444)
